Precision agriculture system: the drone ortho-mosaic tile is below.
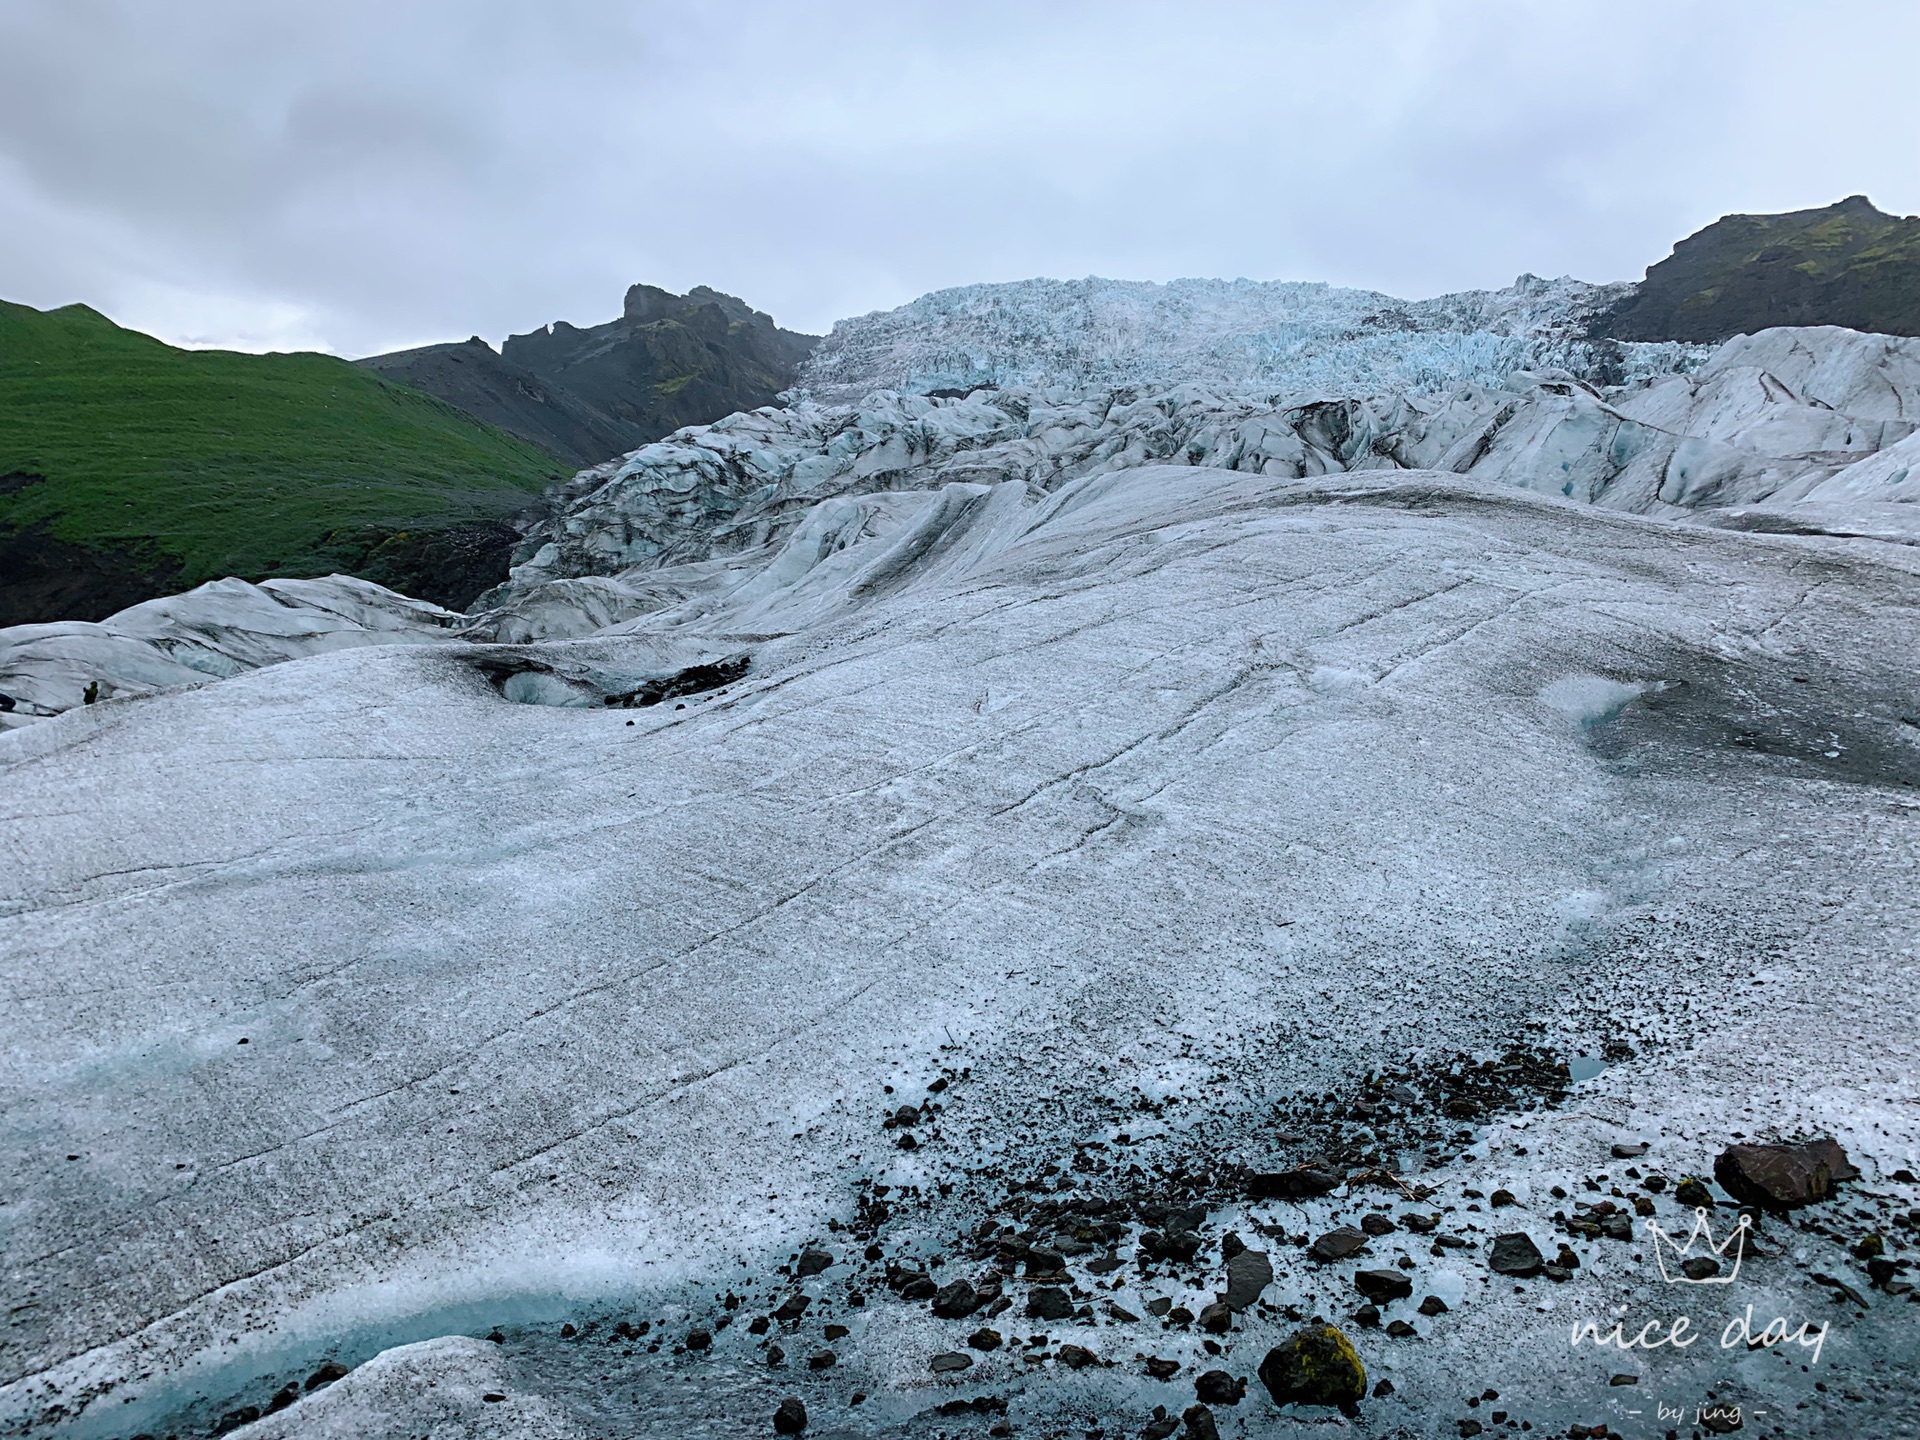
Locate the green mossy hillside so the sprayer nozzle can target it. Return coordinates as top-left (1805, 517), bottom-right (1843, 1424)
top-left (1595, 196), bottom-right (1920, 343)
top-left (0, 298), bottom-right (566, 620)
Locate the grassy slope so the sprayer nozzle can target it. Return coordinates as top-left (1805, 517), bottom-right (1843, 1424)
top-left (0, 299), bottom-right (565, 592)
top-left (1598, 197), bottom-right (1920, 342)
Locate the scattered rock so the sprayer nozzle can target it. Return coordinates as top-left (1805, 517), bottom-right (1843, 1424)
top-left (1352, 1304), bottom-right (1381, 1328)
top-left (1146, 1356), bottom-right (1181, 1379)
top-left (808, 1351), bottom-right (836, 1370)
top-left (1811, 1272), bottom-right (1869, 1307)
top-left (1675, 1178), bottom-right (1715, 1208)
top-left (1355, 1268), bottom-right (1414, 1303)
top-left (1612, 1143), bottom-right (1649, 1159)
top-left (1488, 1233), bottom-right (1545, 1277)
top-left (969, 1327), bottom-right (1003, 1350)
top-left (774, 1396), bottom-right (808, 1434)
top-left (1027, 1286), bottom-right (1074, 1321)
top-left (773, 1294), bottom-right (813, 1323)
top-left (1373, 1378), bottom-right (1395, 1397)
top-left (1057, 1343), bottom-right (1097, 1369)
top-left (1025, 1247), bottom-right (1068, 1276)
top-left (930, 1351), bottom-right (974, 1374)
top-left (1360, 1213), bottom-right (1397, 1236)
top-left (1489, 1189), bottom-right (1516, 1208)
top-left (1257, 1323), bottom-right (1367, 1407)
top-left (1715, 1139), bottom-right (1854, 1211)
top-left (1223, 1248), bottom-right (1273, 1310)
top-left (1385, 1319), bottom-right (1417, 1338)
top-left (1198, 1301), bottom-right (1233, 1334)
top-left (1194, 1369), bottom-right (1246, 1405)
top-left (304, 1361), bottom-right (348, 1391)
top-left (686, 1327), bottom-right (711, 1351)
top-left (931, 1279), bottom-right (981, 1318)
top-left (1682, 1257), bottom-right (1721, 1281)
top-left (1143, 1417), bottom-right (1180, 1440)
top-left (1310, 1226), bottom-right (1370, 1262)
top-left (1139, 1230), bottom-right (1201, 1263)
top-left (797, 1248), bottom-right (833, 1276)
top-left (1418, 1295), bottom-right (1449, 1316)
top-left (1249, 1161), bottom-right (1344, 1200)
top-left (1181, 1403), bottom-right (1221, 1440)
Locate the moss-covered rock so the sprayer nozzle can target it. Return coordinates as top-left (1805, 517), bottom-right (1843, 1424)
top-left (1257, 1323), bottom-right (1366, 1408)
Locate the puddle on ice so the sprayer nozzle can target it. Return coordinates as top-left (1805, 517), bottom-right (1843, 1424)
top-left (1565, 1053), bottom-right (1611, 1083)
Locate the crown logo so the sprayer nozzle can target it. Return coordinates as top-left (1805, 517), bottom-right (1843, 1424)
top-left (1645, 1207), bottom-right (1752, 1285)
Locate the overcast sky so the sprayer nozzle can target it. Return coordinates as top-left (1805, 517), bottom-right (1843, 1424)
top-left (2, 0), bottom-right (1915, 357)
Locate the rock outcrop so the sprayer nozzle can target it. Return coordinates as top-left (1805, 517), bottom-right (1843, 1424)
top-left (363, 285), bottom-right (820, 470)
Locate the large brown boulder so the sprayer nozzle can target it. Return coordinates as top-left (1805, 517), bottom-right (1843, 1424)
top-left (1714, 1138), bottom-right (1855, 1211)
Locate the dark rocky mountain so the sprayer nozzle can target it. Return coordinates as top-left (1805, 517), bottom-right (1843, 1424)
top-left (356, 338), bottom-right (635, 472)
top-left (361, 285), bottom-right (819, 470)
top-left (1594, 195), bottom-right (1920, 342)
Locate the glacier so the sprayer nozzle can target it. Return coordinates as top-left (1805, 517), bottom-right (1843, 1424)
top-left (3, 287), bottom-right (1920, 1440)
top-left (793, 273), bottom-right (1703, 403)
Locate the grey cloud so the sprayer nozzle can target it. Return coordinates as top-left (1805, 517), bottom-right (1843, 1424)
top-left (0, 0), bottom-right (1915, 355)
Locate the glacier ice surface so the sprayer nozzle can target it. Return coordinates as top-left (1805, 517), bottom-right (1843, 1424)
top-left (4, 462), bottom-right (1918, 1436)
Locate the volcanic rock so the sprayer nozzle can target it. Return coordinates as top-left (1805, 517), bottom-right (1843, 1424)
top-left (1223, 1249), bottom-right (1273, 1311)
top-left (1310, 1227), bottom-right (1370, 1262)
top-left (931, 1279), bottom-right (981, 1318)
top-left (1249, 1162), bottom-right (1344, 1200)
top-left (1194, 1369), bottom-right (1246, 1405)
top-left (1355, 1268), bottom-right (1414, 1303)
top-left (1488, 1233), bottom-right (1545, 1277)
top-left (1026, 1286), bottom-right (1073, 1321)
top-left (796, 1248), bottom-right (833, 1276)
